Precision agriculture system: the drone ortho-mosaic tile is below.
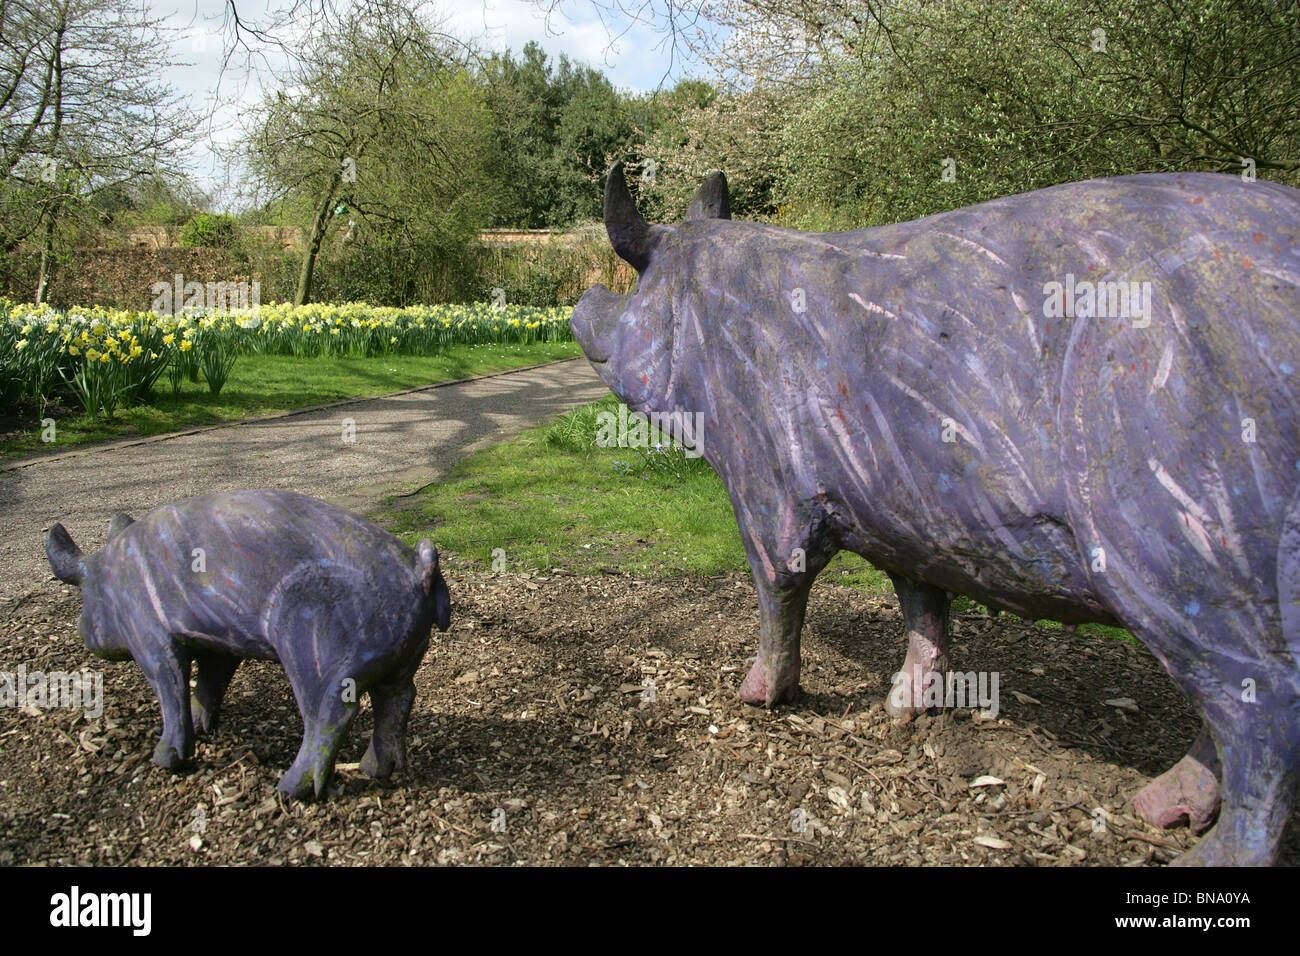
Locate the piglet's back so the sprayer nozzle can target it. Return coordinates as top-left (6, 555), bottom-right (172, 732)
top-left (100, 490), bottom-right (423, 655)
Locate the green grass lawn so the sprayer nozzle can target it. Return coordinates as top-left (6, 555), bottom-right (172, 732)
top-left (388, 395), bottom-right (1133, 641)
top-left (1, 341), bottom-right (580, 459)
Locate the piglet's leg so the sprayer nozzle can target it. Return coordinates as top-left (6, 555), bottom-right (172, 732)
top-left (279, 685), bottom-right (359, 801)
top-left (135, 637), bottom-right (194, 770)
top-left (884, 574), bottom-right (951, 718)
top-left (191, 649), bottom-right (240, 735)
top-left (361, 676), bottom-right (417, 779)
top-left (1132, 723), bottom-right (1221, 833)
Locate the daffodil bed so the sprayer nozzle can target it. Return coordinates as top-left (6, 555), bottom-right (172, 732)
top-left (1, 301), bottom-right (574, 419)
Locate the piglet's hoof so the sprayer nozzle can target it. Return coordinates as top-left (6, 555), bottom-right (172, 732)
top-left (191, 699), bottom-right (219, 736)
top-left (152, 740), bottom-right (191, 771)
top-left (1133, 755), bottom-right (1221, 833)
top-left (360, 746), bottom-right (396, 780)
top-left (277, 769), bottom-right (321, 802)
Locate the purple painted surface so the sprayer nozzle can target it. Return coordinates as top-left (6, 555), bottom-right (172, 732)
top-left (572, 163), bottom-right (1300, 864)
top-left (46, 489), bottom-right (451, 799)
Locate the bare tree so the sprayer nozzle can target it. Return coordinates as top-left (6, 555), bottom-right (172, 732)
top-left (0, 0), bottom-right (198, 301)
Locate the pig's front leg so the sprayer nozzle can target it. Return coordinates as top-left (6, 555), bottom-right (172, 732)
top-left (279, 678), bottom-right (360, 800)
top-left (135, 636), bottom-right (195, 769)
top-left (738, 577), bottom-right (814, 706)
top-left (191, 649), bottom-right (241, 735)
top-left (737, 526), bottom-right (833, 706)
top-left (361, 675), bottom-right (417, 779)
top-left (884, 574), bottom-right (951, 718)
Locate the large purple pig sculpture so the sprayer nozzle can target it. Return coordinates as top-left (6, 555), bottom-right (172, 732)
top-left (571, 163), bottom-right (1300, 865)
top-left (46, 490), bottom-right (451, 799)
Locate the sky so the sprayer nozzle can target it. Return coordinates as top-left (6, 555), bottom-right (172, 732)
top-left (155, 0), bottom-right (700, 208)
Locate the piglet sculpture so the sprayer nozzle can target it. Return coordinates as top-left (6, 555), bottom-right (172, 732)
top-left (571, 163), bottom-right (1300, 865)
top-left (46, 490), bottom-right (451, 799)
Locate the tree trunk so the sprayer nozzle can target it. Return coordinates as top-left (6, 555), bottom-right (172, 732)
top-left (34, 203), bottom-right (59, 304)
top-left (295, 173), bottom-right (341, 305)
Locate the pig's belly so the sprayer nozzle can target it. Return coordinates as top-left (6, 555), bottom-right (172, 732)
top-left (837, 518), bottom-right (1122, 626)
top-left (173, 617), bottom-right (279, 660)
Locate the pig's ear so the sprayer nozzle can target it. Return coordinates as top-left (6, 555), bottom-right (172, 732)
top-left (46, 523), bottom-right (86, 586)
top-left (107, 513), bottom-right (134, 539)
top-left (685, 171), bottom-right (731, 221)
top-left (605, 161), bottom-right (657, 272)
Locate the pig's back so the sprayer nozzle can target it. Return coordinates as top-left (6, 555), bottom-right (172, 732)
top-left (722, 174), bottom-right (1299, 614)
top-left (842, 172), bottom-right (1300, 619)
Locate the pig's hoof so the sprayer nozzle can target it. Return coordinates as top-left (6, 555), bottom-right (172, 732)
top-left (1168, 830), bottom-right (1273, 867)
top-left (738, 659), bottom-right (798, 707)
top-left (1133, 755), bottom-right (1221, 833)
top-left (884, 684), bottom-right (926, 720)
top-left (883, 662), bottom-right (949, 720)
top-left (737, 665), bottom-right (767, 705)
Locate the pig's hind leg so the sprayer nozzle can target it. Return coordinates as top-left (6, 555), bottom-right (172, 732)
top-left (1131, 617), bottom-right (1298, 865)
top-left (191, 649), bottom-right (240, 735)
top-left (1131, 723), bottom-right (1221, 833)
top-left (1168, 689), bottom-right (1298, 866)
top-left (1169, 501), bottom-right (1300, 864)
top-left (883, 574), bottom-right (951, 718)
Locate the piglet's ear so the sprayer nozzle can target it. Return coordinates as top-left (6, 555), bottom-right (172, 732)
top-left (417, 539), bottom-right (437, 594)
top-left (47, 523), bottom-right (85, 586)
top-left (433, 571), bottom-right (451, 633)
top-left (416, 539), bottom-right (451, 631)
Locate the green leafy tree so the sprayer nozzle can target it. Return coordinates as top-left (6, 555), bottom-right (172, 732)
top-left (632, 79), bottom-right (790, 223)
top-left (246, 0), bottom-right (494, 304)
top-left (772, 0), bottom-right (1298, 226)
top-left (555, 0), bottom-right (1298, 227)
top-left (480, 41), bottom-right (641, 227)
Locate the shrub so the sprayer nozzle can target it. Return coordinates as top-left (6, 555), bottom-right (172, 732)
top-left (179, 214), bottom-right (238, 249)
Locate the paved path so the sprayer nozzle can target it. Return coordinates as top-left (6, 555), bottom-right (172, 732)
top-left (0, 358), bottom-right (607, 604)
